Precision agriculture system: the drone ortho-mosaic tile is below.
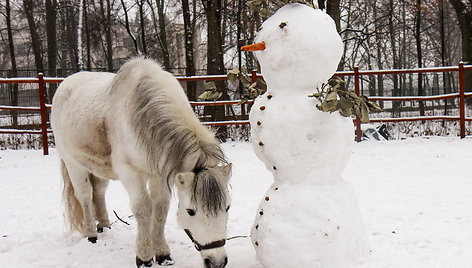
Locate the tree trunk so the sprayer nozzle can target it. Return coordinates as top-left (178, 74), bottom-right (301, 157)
top-left (148, 0), bottom-right (161, 58)
top-left (221, 0), bottom-right (228, 48)
top-left (388, 0), bottom-right (400, 116)
top-left (449, 0), bottom-right (472, 95)
top-left (77, 0), bottom-right (84, 70)
top-left (46, 0), bottom-right (57, 102)
top-left (121, 0), bottom-right (140, 55)
top-left (106, 0), bottom-right (113, 71)
top-left (58, 2), bottom-right (68, 73)
top-left (99, 0), bottom-right (113, 71)
top-left (440, 0), bottom-right (449, 118)
top-left (182, 0), bottom-right (197, 100)
top-left (23, 0), bottom-right (44, 72)
top-left (66, 1), bottom-right (78, 71)
top-left (203, 0), bottom-right (228, 140)
top-left (400, 0), bottom-right (407, 97)
top-left (204, 0), bottom-right (226, 76)
top-left (415, 0), bottom-right (425, 116)
top-left (326, 0), bottom-right (341, 32)
top-left (6, 0), bottom-right (19, 127)
top-left (84, 0), bottom-right (92, 70)
top-left (156, 0), bottom-right (171, 71)
top-left (373, 1), bottom-right (384, 108)
top-left (138, 0), bottom-right (147, 55)
top-left (326, 0), bottom-right (343, 71)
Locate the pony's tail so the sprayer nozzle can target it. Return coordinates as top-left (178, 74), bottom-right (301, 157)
top-left (61, 159), bottom-right (84, 233)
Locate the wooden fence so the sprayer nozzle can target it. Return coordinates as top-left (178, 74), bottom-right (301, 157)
top-left (1, 63), bottom-right (471, 155)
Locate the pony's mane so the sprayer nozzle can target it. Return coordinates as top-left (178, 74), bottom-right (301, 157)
top-left (191, 170), bottom-right (228, 216)
top-left (114, 58), bottom-right (226, 187)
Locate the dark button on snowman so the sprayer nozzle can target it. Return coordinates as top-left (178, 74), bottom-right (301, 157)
top-left (242, 4), bottom-right (369, 267)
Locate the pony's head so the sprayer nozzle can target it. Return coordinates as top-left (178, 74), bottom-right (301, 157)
top-left (176, 163), bottom-right (232, 268)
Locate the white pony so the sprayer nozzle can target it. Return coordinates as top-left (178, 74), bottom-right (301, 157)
top-left (51, 58), bottom-right (232, 268)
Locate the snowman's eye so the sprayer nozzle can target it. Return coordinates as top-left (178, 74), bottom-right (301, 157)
top-left (279, 22), bottom-right (287, 29)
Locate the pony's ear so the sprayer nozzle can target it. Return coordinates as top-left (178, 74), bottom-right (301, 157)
top-left (220, 163), bottom-right (232, 183)
top-left (176, 172), bottom-right (194, 190)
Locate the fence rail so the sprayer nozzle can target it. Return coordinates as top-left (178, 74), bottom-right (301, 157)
top-left (1, 63), bottom-right (471, 155)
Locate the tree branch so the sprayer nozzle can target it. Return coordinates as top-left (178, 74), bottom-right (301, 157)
top-left (113, 210), bottom-right (131, 225)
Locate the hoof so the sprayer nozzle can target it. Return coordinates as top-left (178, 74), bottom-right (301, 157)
top-left (156, 255), bottom-right (174, 266)
top-left (136, 256), bottom-right (153, 267)
top-left (97, 225), bottom-right (110, 233)
top-left (87, 237), bottom-right (97, 243)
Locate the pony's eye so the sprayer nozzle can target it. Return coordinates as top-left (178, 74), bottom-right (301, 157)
top-left (186, 209), bottom-right (196, 216)
top-left (226, 206), bottom-right (230, 212)
top-left (279, 22), bottom-right (287, 29)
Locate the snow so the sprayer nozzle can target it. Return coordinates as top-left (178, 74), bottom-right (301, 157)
top-left (1, 137), bottom-right (472, 267)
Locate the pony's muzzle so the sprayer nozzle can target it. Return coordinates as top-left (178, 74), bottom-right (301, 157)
top-left (204, 256), bottom-right (228, 268)
top-left (201, 247), bottom-right (227, 268)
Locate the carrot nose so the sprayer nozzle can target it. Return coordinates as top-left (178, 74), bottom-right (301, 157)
top-left (241, 42), bottom-right (266, 51)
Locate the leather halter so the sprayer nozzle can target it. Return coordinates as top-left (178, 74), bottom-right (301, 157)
top-left (184, 229), bottom-right (226, 251)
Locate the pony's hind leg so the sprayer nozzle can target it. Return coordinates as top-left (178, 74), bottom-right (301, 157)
top-left (64, 159), bottom-right (98, 242)
top-left (90, 174), bottom-right (111, 232)
top-left (149, 175), bottom-right (173, 265)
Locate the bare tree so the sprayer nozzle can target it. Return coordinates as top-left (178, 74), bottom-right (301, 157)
top-left (121, 0), bottom-right (141, 54)
top-left (326, 0), bottom-right (340, 32)
top-left (99, 0), bottom-right (113, 71)
top-left (4, 0), bottom-right (19, 127)
top-left (388, 0), bottom-right (400, 115)
top-left (46, 0), bottom-right (57, 102)
top-left (77, 0), bottom-right (84, 70)
top-left (373, 1), bottom-right (384, 107)
top-left (155, 0), bottom-right (171, 71)
top-left (137, 0), bottom-right (147, 55)
top-left (181, 0), bottom-right (197, 100)
top-left (23, 0), bottom-right (44, 72)
top-left (327, 0), bottom-right (341, 70)
top-left (449, 0), bottom-right (472, 93)
top-left (415, 0), bottom-right (425, 116)
top-left (83, 0), bottom-right (92, 70)
top-left (203, 0), bottom-right (228, 140)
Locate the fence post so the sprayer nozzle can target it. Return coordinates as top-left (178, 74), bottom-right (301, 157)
top-left (354, 67), bottom-right (362, 142)
top-left (251, 69), bottom-right (257, 83)
top-left (38, 73), bottom-right (49, 155)
top-left (459, 62), bottom-right (466, 139)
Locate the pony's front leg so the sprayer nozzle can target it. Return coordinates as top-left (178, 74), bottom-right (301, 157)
top-left (118, 167), bottom-right (154, 267)
top-left (149, 176), bottom-right (173, 266)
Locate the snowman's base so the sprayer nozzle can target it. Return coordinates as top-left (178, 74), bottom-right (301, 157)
top-left (251, 180), bottom-right (369, 268)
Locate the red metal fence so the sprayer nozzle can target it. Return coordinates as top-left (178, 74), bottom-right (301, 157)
top-left (1, 64), bottom-right (471, 155)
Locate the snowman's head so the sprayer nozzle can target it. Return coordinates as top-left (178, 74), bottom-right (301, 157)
top-left (242, 4), bottom-right (343, 90)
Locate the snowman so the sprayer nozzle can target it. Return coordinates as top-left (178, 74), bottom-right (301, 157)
top-left (241, 4), bottom-right (369, 268)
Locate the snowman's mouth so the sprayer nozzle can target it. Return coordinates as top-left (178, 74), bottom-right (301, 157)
top-left (241, 42), bottom-right (266, 51)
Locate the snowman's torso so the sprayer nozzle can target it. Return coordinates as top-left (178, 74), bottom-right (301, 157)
top-left (250, 89), bottom-right (354, 184)
top-left (251, 181), bottom-right (369, 268)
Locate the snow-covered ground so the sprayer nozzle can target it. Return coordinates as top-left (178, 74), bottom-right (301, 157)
top-left (1, 137), bottom-right (472, 267)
